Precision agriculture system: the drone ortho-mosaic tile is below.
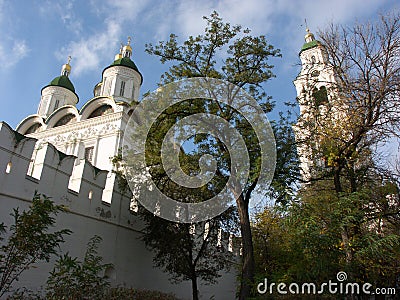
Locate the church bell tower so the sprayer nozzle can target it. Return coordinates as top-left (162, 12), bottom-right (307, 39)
top-left (293, 28), bottom-right (341, 179)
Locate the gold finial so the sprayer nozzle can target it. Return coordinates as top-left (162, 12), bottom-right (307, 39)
top-left (61, 55), bottom-right (72, 76)
top-left (304, 19), bottom-right (315, 43)
top-left (125, 36), bottom-right (132, 51)
top-left (122, 36), bottom-right (132, 56)
top-left (115, 43), bottom-right (123, 60)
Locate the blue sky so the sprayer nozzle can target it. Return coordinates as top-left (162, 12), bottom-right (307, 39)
top-left (0, 0), bottom-right (398, 130)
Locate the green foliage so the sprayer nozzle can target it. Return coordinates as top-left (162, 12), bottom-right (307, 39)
top-left (46, 235), bottom-right (112, 299)
top-left (8, 236), bottom-right (181, 300)
top-left (0, 193), bottom-right (71, 297)
top-left (146, 11), bottom-right (280, 104)
top-left (252, 207), bottom-right (292, 283)
top-left (252, 179), bottom-right (400, 297)
top-left (268, 110), bottom-right (300, 205)
top-left (141, 208), bottom-right (238, 283)
top-left (106, 288), bottom-right (181, 300)
top-left (111, 149), bottom-right (129, 193)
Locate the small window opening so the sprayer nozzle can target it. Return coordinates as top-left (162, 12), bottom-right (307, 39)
top-left (313, 86), bottom-right (328, 106)
top-left (84, 146), bottom-right (94, 163)
top-left (104, 266), bottom-right (116, 280)
top-left (5, 162), bottom-right (12, 174)
top-left (217, 228), bottom-right (222, 247)
top-left (119, 81), bottom-right (126, 97)
top-left (54, 99), bottom-right (60, 110)
top-left (228, 234), bottom-right (233, 252)
top-left (311, 55), bottom-right (316, 64)
top-left (88, 190), bottom-right (93, 200)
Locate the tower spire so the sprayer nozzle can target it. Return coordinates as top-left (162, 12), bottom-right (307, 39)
top-left (304, 19), bottom-right (315, 43)
top-left (122, 36), bottom-right (132, 58)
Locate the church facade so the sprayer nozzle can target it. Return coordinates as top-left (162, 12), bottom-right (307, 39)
top-left (16, 39), bottom-right (142, 205)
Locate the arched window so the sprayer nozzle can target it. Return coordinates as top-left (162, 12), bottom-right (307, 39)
top-left (311, 70), bottom-right (320, 77)
top-left (5, 162), bottom-right (12, 174)
top-left (311, 55), bottom-right (316, 64)
top-left (104, 266), bottom-right (116, 280)
top-left (54, 114), bottom-right (76, 127)
top-left (312, 86), bottom-right (328, 106)
top-left (88, 105), bottom-right (113, 119)
top-left (24, 123), bottom-right (42, 134)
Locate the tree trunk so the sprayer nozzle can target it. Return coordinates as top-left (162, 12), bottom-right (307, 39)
top-left (237, 194), bottom-right (255, 300)
top-left (191, 274), bottom-right (199, 300)
top-left (333, 167), bottom-right (342, 193)
top-left (341, 227), bottom-right (353, 264)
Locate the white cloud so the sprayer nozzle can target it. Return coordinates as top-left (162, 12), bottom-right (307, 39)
top-left (213, 0), bottom-right (275, 34)
top-left (0, 40), bottom-right (29, 69)
top-left (54, 0), bottom-right (395, 76)
top-left (89, 0), bottom-right (150, 23)
top-left (39, 0), bottom-right (82, 35)
top-left (152, 0), bottom-right (275, 38)
top-left (167, 0), bottom-right (392, 44)
top-left (0, 1), bottom-right (29, 70)
top-left (176, 1), bottom-right (214, 36)
top-left (12, 40), bottom-right (29, 59)
top-left (56, 0), bottom-right (152, 76)
top-left (57, 20), bottom-right (121, 76)
top-left (104, 0), bottom-right (150, 21)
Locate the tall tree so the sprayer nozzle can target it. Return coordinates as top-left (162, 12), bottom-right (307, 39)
top-left (144, 11), bottom-right (281, 299)
top-left (124, 93), bottom-right (241, 299)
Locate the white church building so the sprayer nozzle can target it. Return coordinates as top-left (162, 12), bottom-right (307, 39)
top-left (16, 38), bottom-right (142, 205)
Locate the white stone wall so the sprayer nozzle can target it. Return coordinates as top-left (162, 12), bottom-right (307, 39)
top-left (0, 122), bottom-right (237, 299)
top-left (38, 86), bottom-right (78, 118)
top-left (102, 65), bottom-right (141, 103)
top-left (27, 110), bottom-right (126, 203)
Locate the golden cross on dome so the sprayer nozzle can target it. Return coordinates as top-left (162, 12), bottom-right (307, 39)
top-left (127, 36), bottom-right (131, 45)
top-left (67, 55), bottom-right (72, 64)
top-left (305, 19), bottom-right (310, 32)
